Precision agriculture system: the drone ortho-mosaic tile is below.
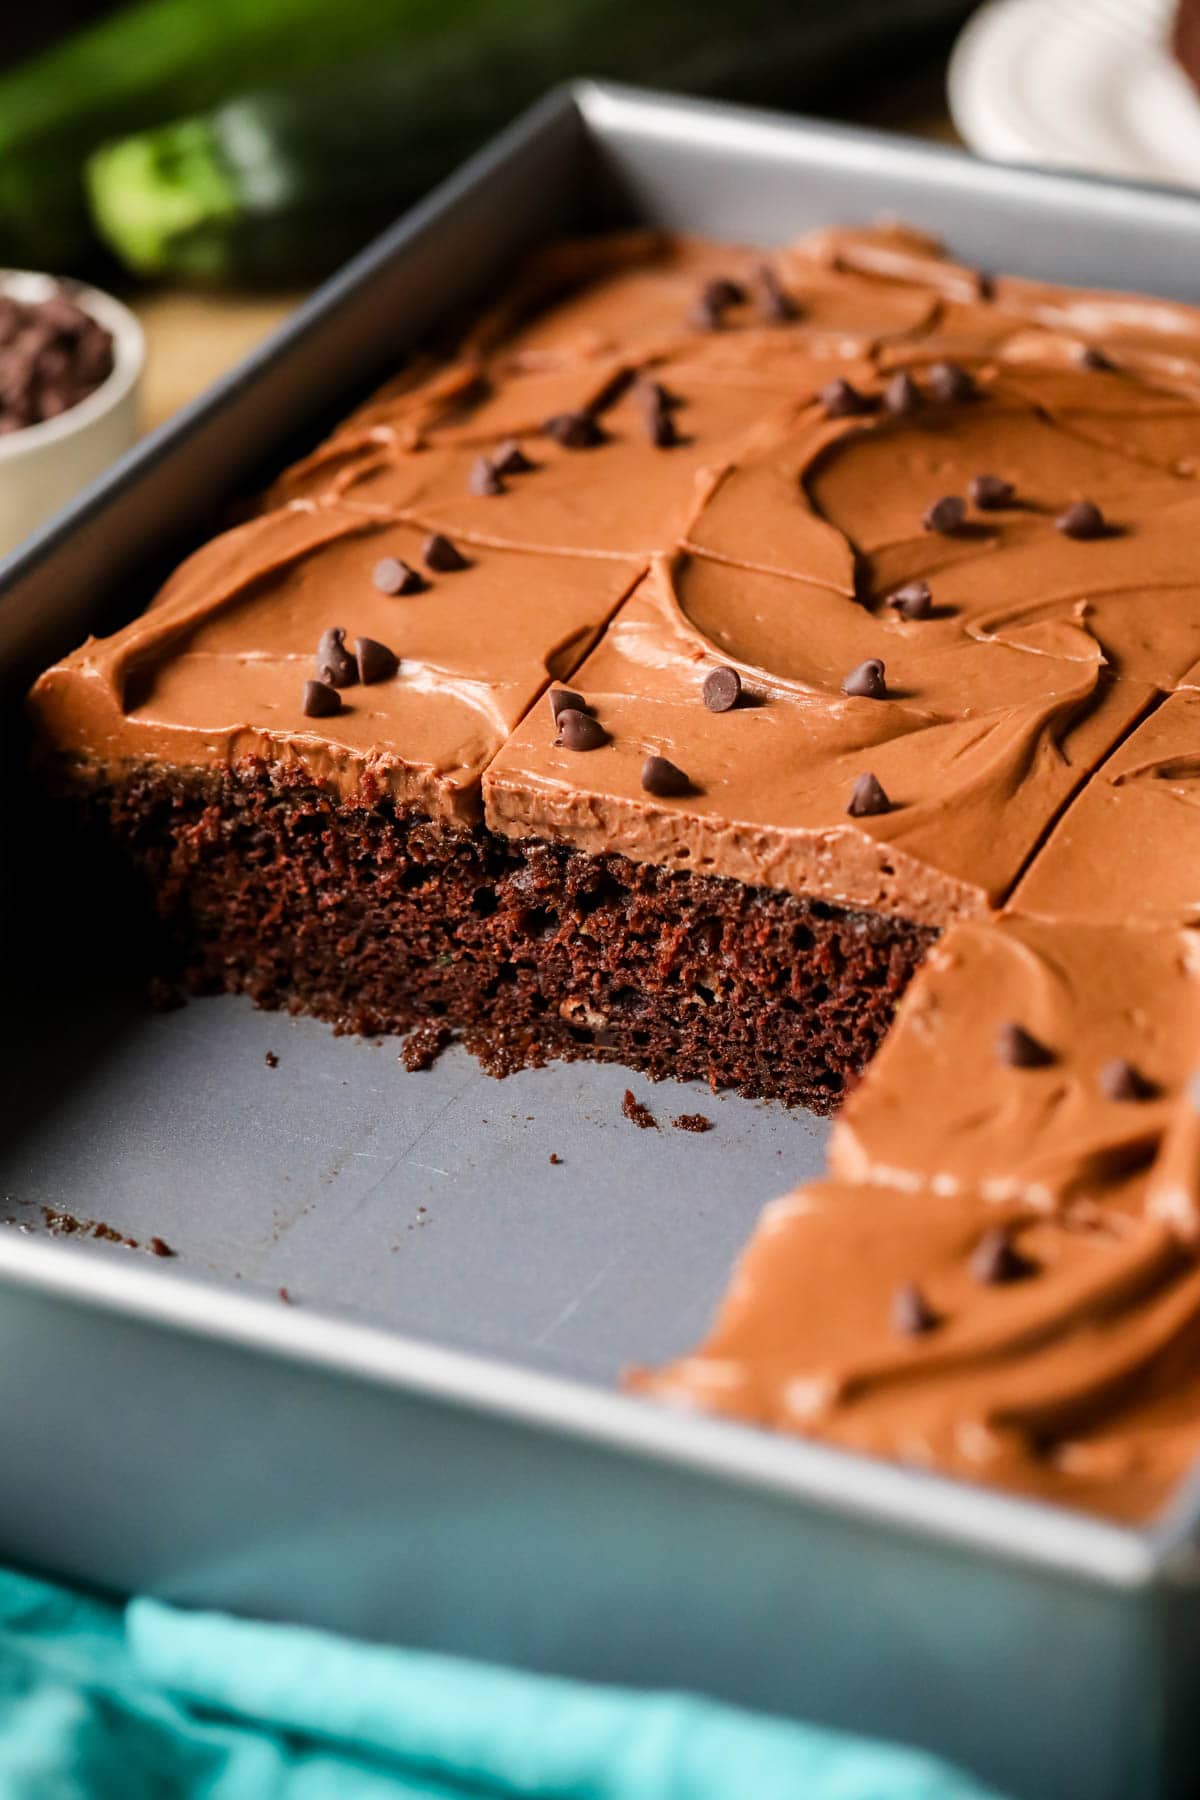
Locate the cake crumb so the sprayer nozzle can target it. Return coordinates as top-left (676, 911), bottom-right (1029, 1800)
top-left (36, 1206), bottom-right (177, 1260)
top-left (401, 1021), bottom-right (451, 1072)
top-left (622, 1089), bottom-right (658, 1130)
top-left (39, 1206), bottom-right (146, 1253)
top-left (549, 1152), bottom-right (563, 1165)
top-left (92, 1221), bottom-right (130, 1245)
top-left (264, 1050), bottom-right (279, 1068)
top-left (673, 1112), bottom-right (714, 1133)
top-left (279, 1285), bottom-right (294, 1304)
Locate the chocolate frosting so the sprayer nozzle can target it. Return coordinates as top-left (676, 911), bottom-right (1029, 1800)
top-left (30, 223), bottom-right (1200, 1521)
top-left (632, 1177), bottom-right (1200, 1523)
top-left (829, 917), bottom-right (1200, 1209)
top-left (30, 501), bottom-right (641, 823)
top-left (485, 554), bottom-right (1147, 925)
top-left (1013, 689), bottom-right (1200, 927)
top-left (33, 225), bottom-right (1200, 916)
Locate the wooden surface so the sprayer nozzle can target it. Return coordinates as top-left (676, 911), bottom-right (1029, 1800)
top-left (129, 288), bottom-right (305, 433)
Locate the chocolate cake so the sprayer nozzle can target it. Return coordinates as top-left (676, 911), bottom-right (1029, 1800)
top-left (29, 223), bottom-right (1200, 1519)
top-left (639, 702), bottom-right (1200, 1522)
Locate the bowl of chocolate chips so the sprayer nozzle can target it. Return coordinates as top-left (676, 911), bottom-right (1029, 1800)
top-left (0, 271), bottom-right (143, 560)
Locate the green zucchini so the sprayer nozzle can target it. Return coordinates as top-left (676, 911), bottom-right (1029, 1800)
top-left (0, 0), bottom-right (486, 271)
top-left (85, 57), bottom-right (530, 285)
top-left (7, 0), bottom-right (974, 278)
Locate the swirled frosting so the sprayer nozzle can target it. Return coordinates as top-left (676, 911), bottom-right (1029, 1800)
top-left (32, 225), bottom-right (1200, 912)
top-left (641, 911), bottom-right (1200, 1521)
top-left (29, 224), bottom-right (1200, 1519)
top-left (632, 1170), bottom-right (1200, 1524)
top-left (29, 502), bottom-right (642, 823)
top-left (829, 918), bottom-right (1200, 1208)
top-left (1012, 688), bottom-right (1200, 928)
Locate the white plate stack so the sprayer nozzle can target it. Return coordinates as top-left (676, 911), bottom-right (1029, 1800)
top-left (949, 0), bottom-right (1200, 188)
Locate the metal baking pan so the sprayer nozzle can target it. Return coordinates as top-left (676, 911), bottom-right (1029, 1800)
top-left (3, 82), bottom-right (1200, 1800)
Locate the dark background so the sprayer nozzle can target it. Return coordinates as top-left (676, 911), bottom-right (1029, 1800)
top-left (0, 2), bottom-right (962, 133)
top-left (1, 3), bottom-right (113, 64)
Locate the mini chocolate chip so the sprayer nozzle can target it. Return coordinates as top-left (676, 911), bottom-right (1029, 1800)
top-left (75, 322), bottom-right (114, 385)
top-left (316, 626), bottom-right (357, 688)
top-left (1056, 499), bottom-right (1108, 540)
top-left (1078, 345), bottom-right (1111, 371)
top-left (969, 473), bottom-right (1015, 510)
top-left (995, 1021), bottom-right (1054, 1068)
top-left (589, 367), bottom-right (636, 413)
top-left (303, 679), bottom-right (342, 718)
top-left (702, 665), bottom-right (741, 712)
top-left (887, 579), bottom-right (933, 620)
top-left (423, 532), bottom-right (469, 572)
top-left (544, 410), bottom-right (604, 448)
top-left (820, 378), bottom-right (875, 419)
top-left (38, 294), bottom-right (89, 337)
top-left (892, 1281), bottom-right (939, 1336)
top-left (755, 264), bottom-right (798, 322)
top-left (548, 687), bottom-right (586, 722)
top-left (639, 379), bottom-right (682, 413)
top-left (690, 277), bottom-right (744, 328)
top-left (641, 754), bottom-right (691, 797)
top-left (842, 658), bottom-right (887, 700)
top-left (469, 456), bottom-right (505, 496)
top-left (970, 1226), bottom-right (1036, 1286)
top-left (703, 276), bottom-right (746, 310)
top-left (356, 636), bottom-right (398, 684)
top-left (493, 438), bottom-right (533, 475)
top-left (637, 380), bottom-right (669, 411)
top-left (555, 708), bottom-right (608, 752)
top-left (148, 1236), bottom-right (174, 1258)
top-left (373, 556), bottom-right (424, 596)
top-left (37, 344), bottom-right (71, 384)
top-left (884, 371), bottom-right (921, 417)
top-left (928, 360), bottom-right (977, 403)
top-left (922, 494), bottom-right (966, 535)
top-left (0, 291), bottom-right (114, 436)
top-left (847, 771), bottom-right (892, 817)
top-left (1099, 1057), bottom-right (1155, 1102)
top-left (643, 398), bottom-right (679, 448)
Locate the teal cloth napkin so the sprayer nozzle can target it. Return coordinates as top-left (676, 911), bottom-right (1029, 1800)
top-left (0, 1565), bottom-right (1007, 1799)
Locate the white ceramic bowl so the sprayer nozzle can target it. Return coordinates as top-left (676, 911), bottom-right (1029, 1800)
top-left (948, 0), bottom-right (1200, 188)
top-left (0, 271), bottom-right (144, 561)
